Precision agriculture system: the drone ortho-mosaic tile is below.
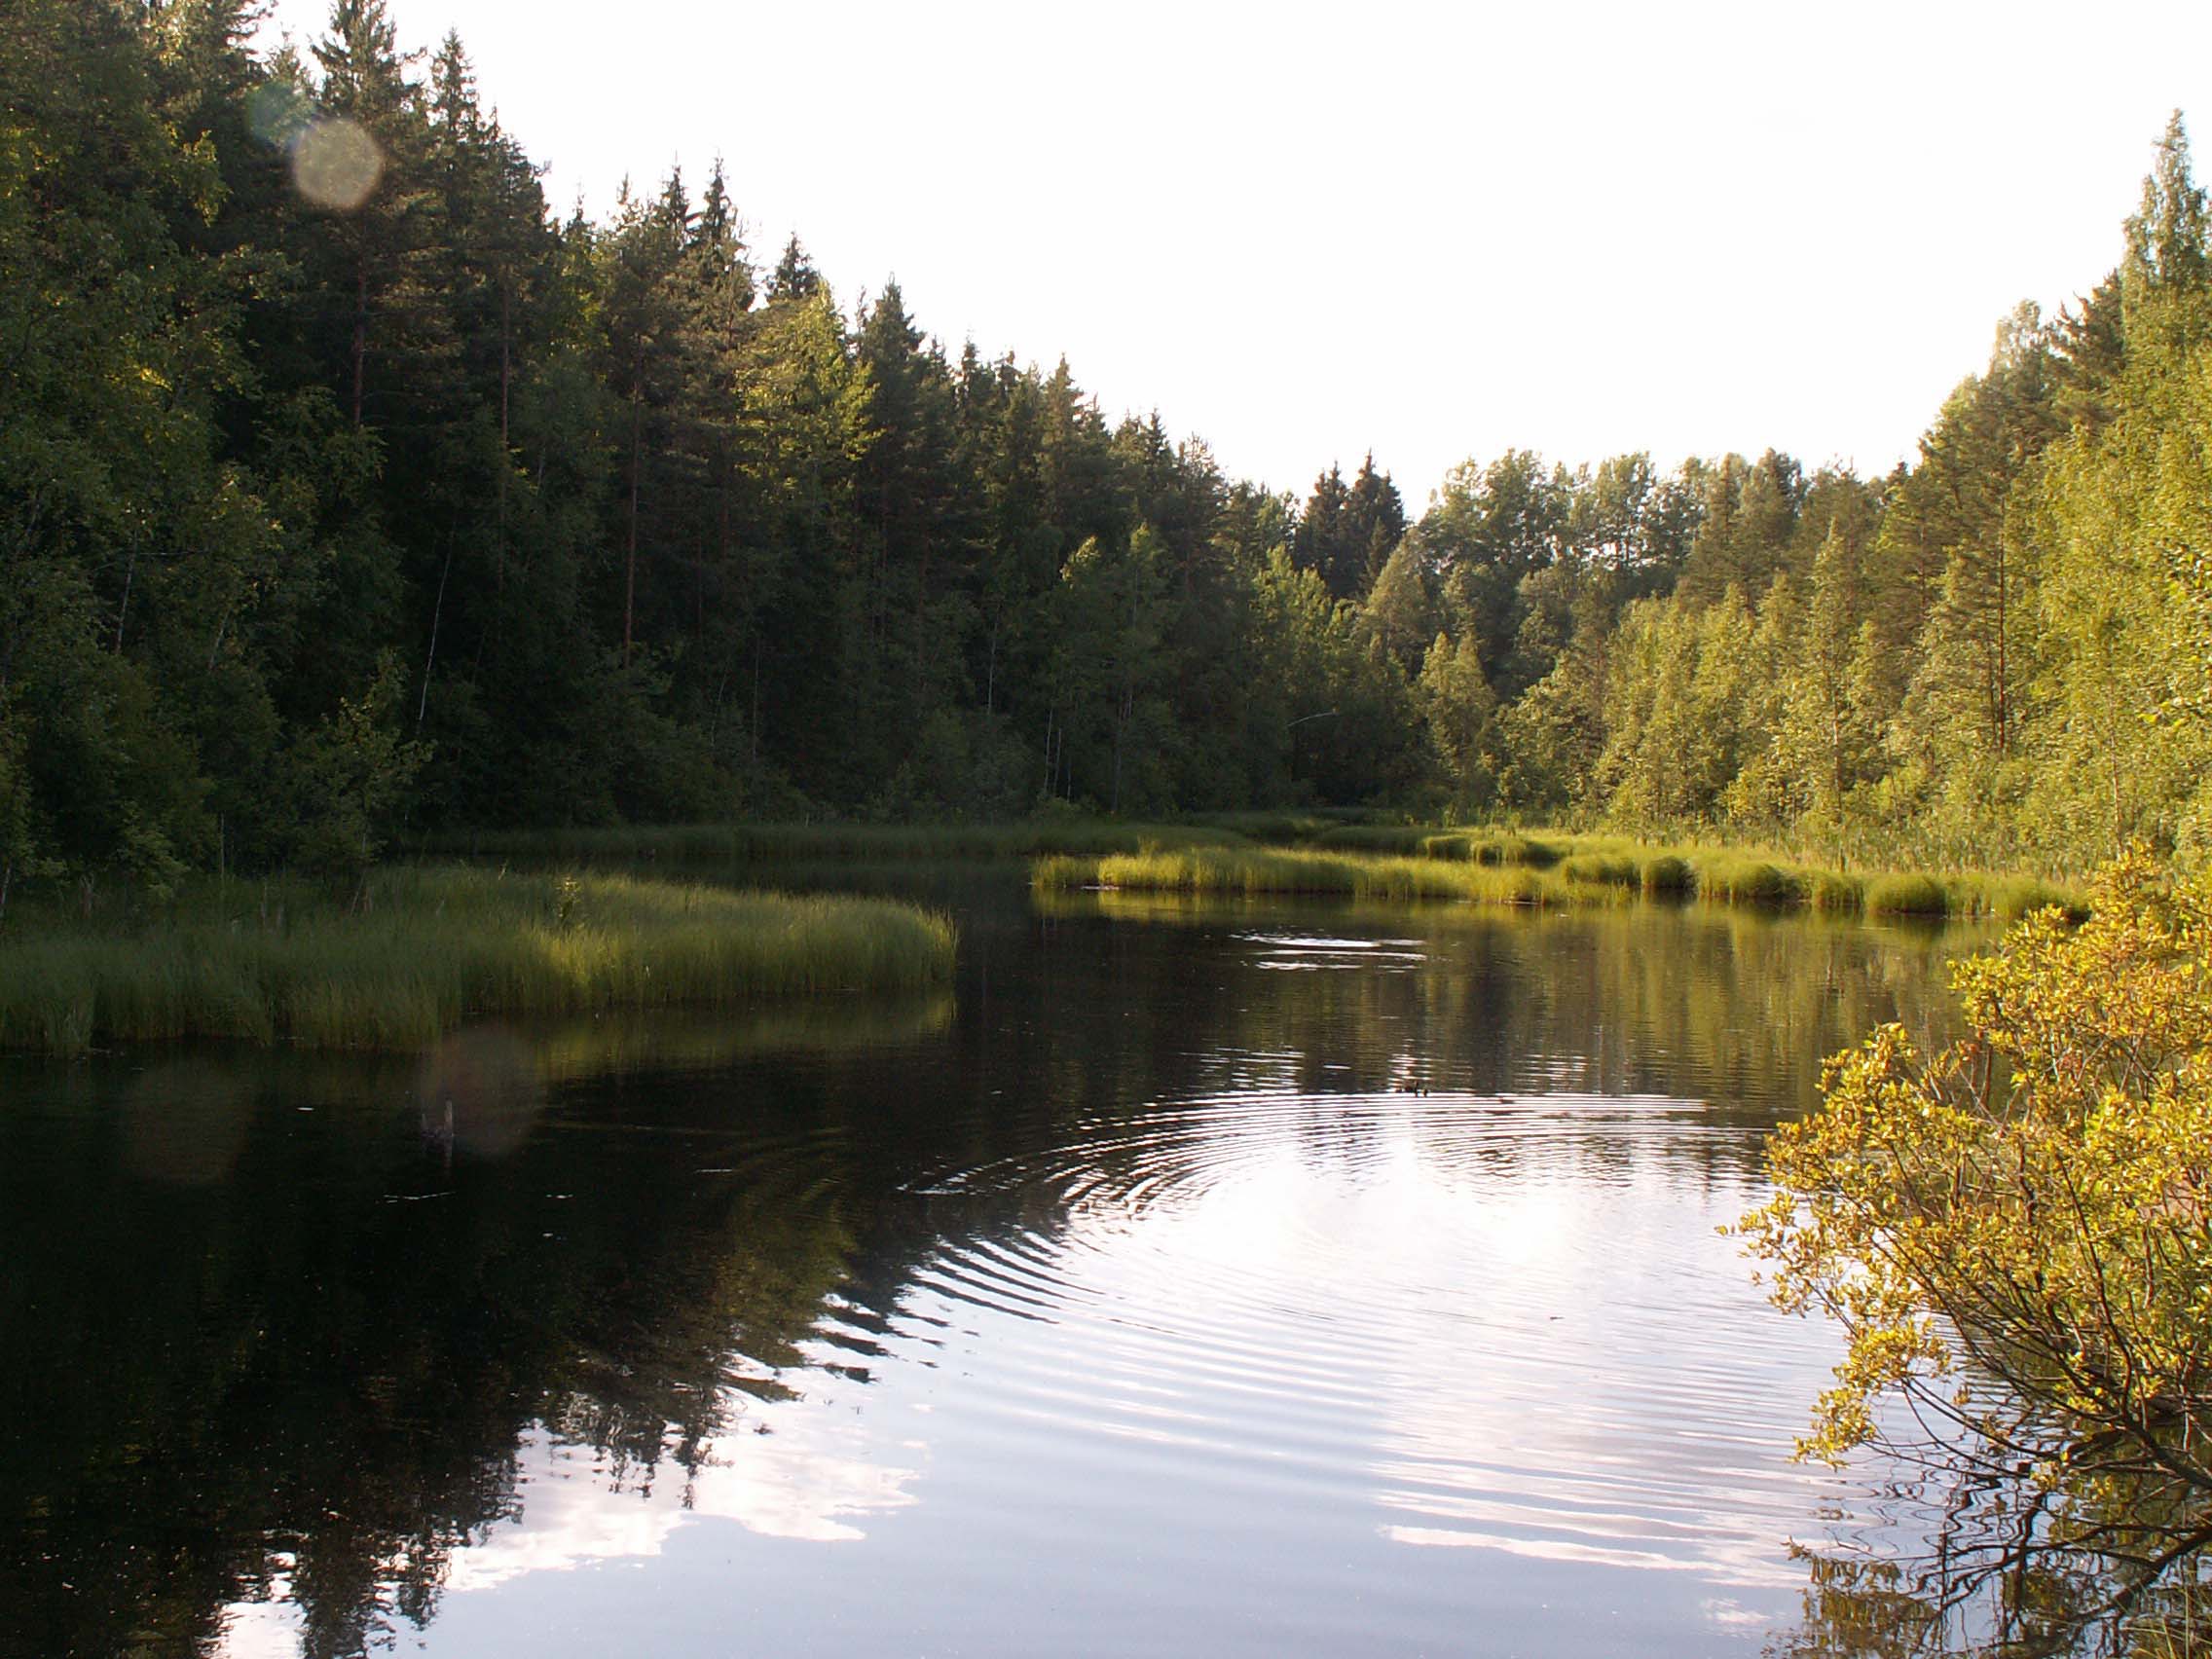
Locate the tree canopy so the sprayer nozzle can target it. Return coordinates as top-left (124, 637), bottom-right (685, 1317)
top-left (4, 2), bottom-right (2210, 903)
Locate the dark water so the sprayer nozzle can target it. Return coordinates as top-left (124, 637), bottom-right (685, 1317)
top-left (0, 878), bottom-right (1984, 1658)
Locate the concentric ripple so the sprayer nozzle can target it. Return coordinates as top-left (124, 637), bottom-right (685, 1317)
top-left (882, 1088), bottom-right (1865, 1596)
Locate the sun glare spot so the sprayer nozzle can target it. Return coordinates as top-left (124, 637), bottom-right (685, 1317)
top-left (291, 117), bottom-right (383, 210)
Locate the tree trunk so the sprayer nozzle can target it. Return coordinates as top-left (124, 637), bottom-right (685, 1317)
top-left (497, 278), bottom-right (511, 592)
top-left (1111, 681), bottom-right (1132, 814)
top-left (114, 544), bottom-right (135, 650)
top-left (624, 385), bottom-right (642, 668)
top-left (750, 638), bottom-right (762, 766)
top-left (419, 537), bottom-right (453, 735)
top-left (1993, 537), bottom-right (2009, 758)
top-left (351, 265), bottom-right (369, 427)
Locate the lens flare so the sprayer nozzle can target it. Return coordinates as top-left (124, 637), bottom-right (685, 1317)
top-left (244, 80), bottom-right (313, 150)
top-left (291, 117), bottom-right (384, 211)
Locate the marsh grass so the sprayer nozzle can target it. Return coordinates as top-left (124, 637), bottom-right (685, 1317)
top-left (1863, 872), bottom-right (1950, 917)
top-left (1318, 826), bottom-right (1563, 866)
top-left (1032, 833), bottom-right (2084, 923)
top-left (429, 813), bottom-right (2085, 930)
top-left (1031, 846), bottom-right (1599, 907)
top-left (0, 866), bottom-right (957, 1056)
top-left (1557, 852), bottom-right (1641, 888)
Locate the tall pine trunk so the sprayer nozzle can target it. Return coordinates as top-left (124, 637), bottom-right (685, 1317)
top-left (624, 376), bottom-right (642, 668)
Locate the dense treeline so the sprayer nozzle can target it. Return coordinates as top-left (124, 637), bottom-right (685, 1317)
top-left (5, 0), bottom-right (2210, 904)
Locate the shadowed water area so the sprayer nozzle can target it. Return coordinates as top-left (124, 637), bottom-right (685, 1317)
top-left (3, 873), bottom-right (2012, 1657)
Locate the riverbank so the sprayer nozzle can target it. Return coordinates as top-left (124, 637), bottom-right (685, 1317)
top-left (1031, 833), bottom-right (2082, 921)
top-left (417, 817), bottom-right (1259, 865)
top-left (0, 866), bottom-right (957, 1055)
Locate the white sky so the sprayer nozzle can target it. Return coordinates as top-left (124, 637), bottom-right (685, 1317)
top-left (256, 0), bottom-right (2212, 504)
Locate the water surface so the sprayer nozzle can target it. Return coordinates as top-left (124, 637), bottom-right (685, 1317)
top-left (0, 884), bottom-right (1978, 1657)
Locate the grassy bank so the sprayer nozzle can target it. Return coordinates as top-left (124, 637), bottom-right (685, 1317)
top-left (1032, 834), bottom-right (2083, 922)
top-left (420, 817), bottom-right (1252, 865)
top-left (0, 866), bottom-right (957, 1056)
top-left (418, 811), bottom-right (2083, 922)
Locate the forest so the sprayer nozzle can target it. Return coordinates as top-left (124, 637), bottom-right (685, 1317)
top-left (6, 0), bottom-right (2212, 905)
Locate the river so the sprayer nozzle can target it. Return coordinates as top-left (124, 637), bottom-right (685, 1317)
top-left (0, 873), bottom-right (1986, 1657)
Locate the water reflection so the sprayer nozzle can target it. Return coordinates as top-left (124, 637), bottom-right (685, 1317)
top-left (0, 891), bottom-right (2003, 1658)
top-left (1761, 1419), bottom-right (2212, 1659)
top-left (906, 1091), bottom-right (1851, 1594)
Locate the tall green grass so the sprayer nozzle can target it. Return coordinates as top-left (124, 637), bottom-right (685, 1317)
top-left (1314, 826), bottom-right (1564, 866)
top-left (1218, 818), bottom-right (2087, 922)
top-left (1032, 846), bottom-right (1592, 907)
top-left (1031, 836), bottom-right (2085, 924)
top-left (0, 867), bottom-right (957, 1056)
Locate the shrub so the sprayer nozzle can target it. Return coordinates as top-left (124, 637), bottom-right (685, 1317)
top-left (1736, 853), bottom-right (2212, 1610)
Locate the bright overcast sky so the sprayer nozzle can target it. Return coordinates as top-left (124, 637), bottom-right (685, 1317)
top-left (257, 0), bottom-right (2212, 504)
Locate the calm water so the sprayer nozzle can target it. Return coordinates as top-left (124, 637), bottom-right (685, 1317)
top-left (1, 877), bottom-right (1983, 1658)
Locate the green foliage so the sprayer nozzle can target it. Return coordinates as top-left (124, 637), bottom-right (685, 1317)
top-left (282, 648), bottom-right (429, 880)
top-left (1737, 853), bottom-right (2212, 1596)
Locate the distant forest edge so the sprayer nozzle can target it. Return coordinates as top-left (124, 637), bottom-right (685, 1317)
top-left (6, 0), bottom-right (2211, 911)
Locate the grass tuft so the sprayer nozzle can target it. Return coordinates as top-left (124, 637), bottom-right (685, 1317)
top-left (1807, 870), bottom-right (1866, 914)
top-left (1694, 857), bottom-right (1806, 908)
top-left (1864, 873), bottom-right (1951, 918)
top-left (1560, 853), bottom-right (1640, 888)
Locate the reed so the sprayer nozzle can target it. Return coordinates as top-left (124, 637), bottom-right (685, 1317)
top-left (1558, 852), bottom-right (1640, 888)
top-left (0, 866), bottom-right (957, 1056)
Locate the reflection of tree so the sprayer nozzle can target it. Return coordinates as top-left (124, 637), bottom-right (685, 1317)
top-left (1768, 1467), bottom-right (2212, 1658)
top-left (1025, 888), bottom-right (1973, 1134)
top-left (0, 1007), bottom-right (946, 1659)
top-left (1756, 1336), bottom-right (2212, 1659)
